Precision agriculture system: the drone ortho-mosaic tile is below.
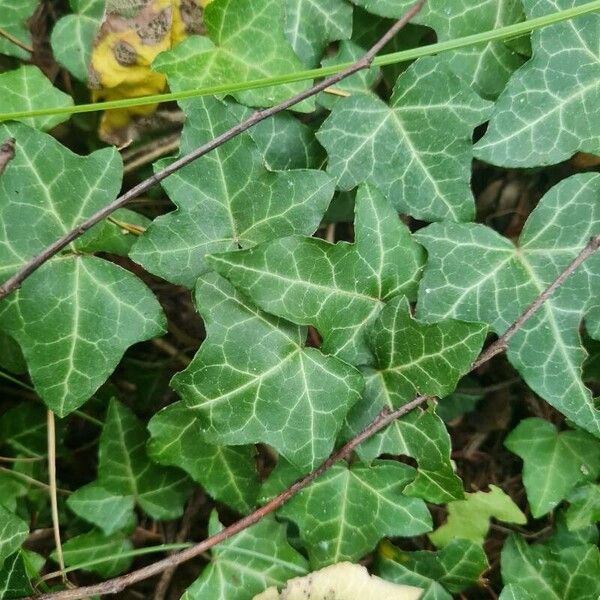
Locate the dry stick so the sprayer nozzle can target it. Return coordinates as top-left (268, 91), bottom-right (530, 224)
top-left (28, 233), bottom-right (600, 600)
top-left (47, 411), bottom-right (68, 586)
top-left (0, 0), bottom-right (427, 301)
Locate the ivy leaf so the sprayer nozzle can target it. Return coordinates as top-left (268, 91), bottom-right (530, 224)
top-left (153, 0), bottom-right (313, 111)
top-left (0, 552), bottom-right (33, 599)
top-left (0, 404), bottom-right (46, 458)
top-left (317, 56), bottom-right (491, 222)
top-left (348, 409), bottom-right (463, 504)
top-left (265, 460), bottom-right (432, 567)
top-left (377, 539), bottom-right (488, 599)
top-left (501, 535), bottom-right (600, 600)
top-left (475, 0), bottom-right (599, 166)
top-left (148, 401), bottom-right (260, 514)
top-left (173, 273), bottom-right (363, 472)
top-left (77, 208), bottom-right (150, 257)
top-left (0, 331), bottom-right (25, 374)
top-left (0, 507), bottom-right (28, 570)
top-left (50, 0), bottom-right (104, 82)
top-left (505, 418), bottom-right (600, 518)
top-left (98, 399), bottom-right (192, 521)
top-left (0, 0), bottom-right (37, 59)
top-left (0, 66), bottom-right (73, 130)
top-left (131, 96), bottom-right (334, 288)
top-left (284, 0), bottom-right (353, 67)
top-left (53, 530), bottom-right (132, 578)
top-left (350, 0), bottom-right (528, 99)
top-left (0, 123), bottom-right (165, 416)
top-left (566, 484), bottom-right (600, 530)
top-left (236, 110), bottom-right (325, 171)
top-left (586, 305), bottom-right (600, 340)
top-left (429, 486), bottom-right (526, 548)
top-left (182, 512), bottom-right (308, 600)
top-left (344, 296), bottom-right (486, 502)
top-left (416, 173), bottom-right (600, 436)
top-left (499, 584), bottom-right (532, 600)
top-left (318, 40), bottom-right (381, 111)
top-left (66, 482), bottom-right (135, 536)
top-left (210, 184), bottom-right (424, 365)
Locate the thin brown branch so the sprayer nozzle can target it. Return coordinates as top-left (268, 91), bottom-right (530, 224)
top-left (0, 0), bottom-right (427, 302)
top-left (0, 137), bottom-right (16, 177)
top-left (27, 224), bottom-right (600, 600)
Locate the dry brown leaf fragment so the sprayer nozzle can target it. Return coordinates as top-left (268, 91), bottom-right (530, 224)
top-left (253, 562), bottom-right (423, 600)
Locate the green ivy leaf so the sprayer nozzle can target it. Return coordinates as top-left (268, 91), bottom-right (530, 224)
top-left (318, 40), bottom-right (381, 110)
top-left (418, 0), bottom-right (528, 99)
top-left (344, 296), bottom-right (486, 502)
top-left (239, 110), bottom-right (325, 171)
top-left (0, 66), bottom-right (73, 130)
top-left (98, 399), bottom-right (192, 520)
top-left (0, 474), bottom-right (27, 513)
top-left (350, 0), bottom-right (528, 99)
top-left (0, 123), bottom-right (165, 416)
top-left (350, 410), bottom-right (463, 504)
top-left (429, 486), bottom-right (526, 548)
top-left (0, 331), bottom-right (25, 374)
top-left (0, 506), bottom-right (28, 570)
top-left (148, 401), bottom-right (260, 514)
top-left (378, 539), bottom-right (488, 599)
top-left (317, 57), bottom-right (491, 222)
top-left (173, 273), bottom-right (363, 472)
top-left (284, 0), bottom-right (353, 67)
top-left (182, 512), bottom-right (308, 600)
top-left (53, 530), bottom-right (132, 578)
top-left (0, 552), bottom-right (33, 599)
top-left (501, 535), bottom-right (600, 600)
top-left (505, 418), bottom-right (600, 518)
top-left (475, 0), bottom-right (599, 166)
top-left (0, 404), bottom-right (46, 458)
top-left (210, 184), bottom-right (424, 365)
top-left (586, 305), bottom-right (600, 340)
top-left (0, 0), bottom-right (37, 59)
top-left (50, 0), bottom-right (104, 82)
top-left (76, 208), bottom-right (150, 257)
top-left (566, 484), bottom-right (600, 530)
top-left (66, 482), bottom-right (135, 536)
top-left (416, 173), bottom-right (600, 436)
top-left (498, 584), bottom-right (532, 600)
top-left (266, 460), bottom-right (432, 568)
top-left (153, 0), bottom-right (313, 111)
top-left (131, 96), bottom-right (334, 288)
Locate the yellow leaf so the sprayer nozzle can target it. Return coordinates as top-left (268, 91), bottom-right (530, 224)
top-left (89, 0), bottom-right (209, 145)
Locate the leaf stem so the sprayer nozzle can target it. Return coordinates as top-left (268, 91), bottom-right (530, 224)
top-left (39, 543), bottom-right (193, 582)
top-left (0, 0), bottom-right (597, 123)
top-left (47, 410), bottom-right (68, 585)
top-left (0, 27), bottom-right (33, 54)
top-left (0, 465), bottom-right (69, 494)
